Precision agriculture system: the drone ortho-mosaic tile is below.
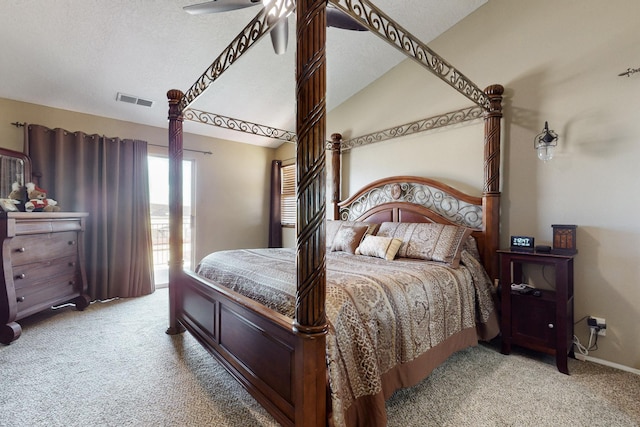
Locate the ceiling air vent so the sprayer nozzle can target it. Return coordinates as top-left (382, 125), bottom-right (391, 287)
top-left (116, 92), bottom-right (154, 108)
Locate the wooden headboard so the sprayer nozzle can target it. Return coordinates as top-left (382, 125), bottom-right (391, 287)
top-left (338, 175), bottom-right (494, 277)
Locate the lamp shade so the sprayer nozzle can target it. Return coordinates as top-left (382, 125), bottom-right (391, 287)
top-left (534, 121), bottom-right (558, 162)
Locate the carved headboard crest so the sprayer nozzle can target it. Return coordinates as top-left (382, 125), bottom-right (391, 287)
top-left (338, 178), bottom-right (483, 229)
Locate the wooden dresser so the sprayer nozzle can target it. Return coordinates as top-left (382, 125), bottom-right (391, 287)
top-left (0, 212), bottom-right (90, 344)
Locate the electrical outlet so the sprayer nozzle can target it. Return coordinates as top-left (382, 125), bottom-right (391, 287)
top-left (589, 316), bottom-right (607, 336)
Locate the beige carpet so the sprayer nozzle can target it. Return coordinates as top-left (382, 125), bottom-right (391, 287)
top-left (1, 288), bottom-right (638, 427)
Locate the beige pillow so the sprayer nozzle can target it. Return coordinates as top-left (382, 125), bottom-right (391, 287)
top-left (326, 220), bottom-right (343, 249)
top-left (326, 220), bottom-right (379, 249)
top-left (356, 235), bottom-right (403, 261)
top-left (377, 222), bottom-right (472, 267)
top-left (331, 224), bottom-right (369, 253)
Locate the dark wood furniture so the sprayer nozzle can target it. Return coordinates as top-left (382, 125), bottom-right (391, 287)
top-left (166, 2), bottom-right (504, 426)
top-left (0, 212), bottom-right (90, 344)
top-left (498, 250), bottom-right (575, 374)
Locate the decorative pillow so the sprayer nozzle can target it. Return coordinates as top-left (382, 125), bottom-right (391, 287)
top-left (331, 224), bottom-right (369, 253)
top-left (355, 235), bottom-right (403, 261)
top-left (376, 222), bottom-right (472, 267)
top-left (326, 220), bottom-right (379, 249)
top-left (326, 220), bottom-right (343, 249)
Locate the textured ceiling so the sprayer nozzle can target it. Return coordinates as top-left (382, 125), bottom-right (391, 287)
top-left (0, 0), bottom-right (486, 148)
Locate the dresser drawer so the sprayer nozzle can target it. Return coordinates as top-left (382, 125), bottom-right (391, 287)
top-left (9, 232), bottom-right (79, 266)
top-left (15, 278), bottom-right (79, 320)
top-left (13, 255), bottom-right (80, 290)
top-left (11, 218), bottom-right (83, 235)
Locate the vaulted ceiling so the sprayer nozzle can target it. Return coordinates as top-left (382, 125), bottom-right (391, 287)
top-left (0, 1), bottom-right (486, 147)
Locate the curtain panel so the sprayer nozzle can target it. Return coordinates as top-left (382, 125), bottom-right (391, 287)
top-left (268, 159), bottom-right (282, 248)
top-left (26, 124), bottom-right (154, 300)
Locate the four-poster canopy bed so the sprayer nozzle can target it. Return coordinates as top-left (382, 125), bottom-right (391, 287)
top-left (166, 1), bottom-right (503, 426)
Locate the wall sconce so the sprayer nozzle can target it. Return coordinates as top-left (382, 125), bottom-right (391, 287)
top-left (534, 121), bottom-right (558, 162)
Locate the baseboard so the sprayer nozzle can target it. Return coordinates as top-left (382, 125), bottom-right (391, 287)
top-left (574, 353), bottom-right (640, 375)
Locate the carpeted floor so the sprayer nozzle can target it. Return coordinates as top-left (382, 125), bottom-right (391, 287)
top-left (1, 288), bottom-right (638, 427)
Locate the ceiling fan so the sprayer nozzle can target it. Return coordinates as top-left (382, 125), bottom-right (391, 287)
top-left (184, 0), bottom-right (367, 55)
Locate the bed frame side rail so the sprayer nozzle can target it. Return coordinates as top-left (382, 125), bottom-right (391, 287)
top-left (175, 270), bottom-right (313, 427)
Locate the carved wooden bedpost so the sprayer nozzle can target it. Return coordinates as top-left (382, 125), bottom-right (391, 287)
top-left (483, 84), bottom-right (504, 280)
top-left (331, 133), bottom-right (342, 220)
top-left (166, 89), bottom-right (186, 335)
top-left (294, 1), bottom-right (328, 425)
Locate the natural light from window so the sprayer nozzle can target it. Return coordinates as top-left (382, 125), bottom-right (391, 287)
top-left (148, 156), bottom-right (194, 287)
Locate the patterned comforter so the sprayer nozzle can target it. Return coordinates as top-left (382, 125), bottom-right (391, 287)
top-left (196, 248), bottom-right (499, 427)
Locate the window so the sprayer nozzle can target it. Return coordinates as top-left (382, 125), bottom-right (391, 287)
top-left (148, 155), bottom-right (195, 287)
top-left (281, 164), bottom-right (296, 227)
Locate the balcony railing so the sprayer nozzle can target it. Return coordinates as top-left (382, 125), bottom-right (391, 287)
top-left (150, 216), bottom-right (192, 284)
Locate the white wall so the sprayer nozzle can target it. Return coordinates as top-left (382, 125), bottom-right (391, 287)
top-left (325, 0), bottom-right (640, 370)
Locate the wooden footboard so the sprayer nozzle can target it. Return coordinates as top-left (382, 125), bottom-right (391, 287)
top-left (174, 270), bottom-right (326, 427)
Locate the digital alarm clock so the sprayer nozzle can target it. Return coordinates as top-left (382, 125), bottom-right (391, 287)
top-left (510, 235), bottom-right (535, 252)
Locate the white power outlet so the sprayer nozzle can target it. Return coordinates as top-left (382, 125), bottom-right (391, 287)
top-left (591, 316), bottom-right (606, 336)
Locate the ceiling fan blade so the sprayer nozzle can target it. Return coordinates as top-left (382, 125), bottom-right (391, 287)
top-left (326, 6), bottom-right (367, 31)
top-left (183, 0), bottom-right (261, 15)
top-left (270, 18), bottom-right (289, 55)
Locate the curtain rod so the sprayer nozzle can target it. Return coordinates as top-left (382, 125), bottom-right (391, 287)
top-left (10, 124), bottom-right (211, 155)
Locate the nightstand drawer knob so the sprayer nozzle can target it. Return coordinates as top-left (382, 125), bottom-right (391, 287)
top-left (16, 296), bottom-right (25, 302)
top-left (18, 247), bottom-right (26, 252)
top-left (548, 323), bottom-right (554, 329)
top-left (68, 241), bottom-right (76, 245)
top-left (16, 273), bottom-right (26, 279)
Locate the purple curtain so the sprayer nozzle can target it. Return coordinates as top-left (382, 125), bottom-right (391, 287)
top-left (26, 124), bottom-right (154, 300)
top-left (268, 160), bottom-right (282, 248)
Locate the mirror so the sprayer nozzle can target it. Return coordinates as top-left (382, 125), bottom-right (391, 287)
top-left (0, 147), bottom-right (32, 201)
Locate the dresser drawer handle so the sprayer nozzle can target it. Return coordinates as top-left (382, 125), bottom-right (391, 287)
top-left (548, 323), bottom-right (554, 329)
top-left (16, 273), bottom-right (26, 279)
top-left (68, 261), bottom-right (76, 267)
top-left (16, 296), bottom-right (25, 302)
top-left (68, 241), bottom-right (76, 245)
top-left (17, 247), bottom-right (26, 253)
top-left (69, 280), bottom-right (75, 285)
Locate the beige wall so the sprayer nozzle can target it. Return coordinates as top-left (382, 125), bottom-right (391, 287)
top-left (0, 98), bottom-right (274, 263)
top-left (326, 0), bottom-right (639, 370)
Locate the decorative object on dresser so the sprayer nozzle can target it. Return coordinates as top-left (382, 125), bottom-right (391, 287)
top-left (552, 224), bottom-right (577, 254)
top-left (498, 250), bottom-right (575, 374)
top-left (0, 212), bottom-right (90, 344)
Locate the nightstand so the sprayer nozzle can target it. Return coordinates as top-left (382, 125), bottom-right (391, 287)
top-left (498, 250), bottom-right (575, 374)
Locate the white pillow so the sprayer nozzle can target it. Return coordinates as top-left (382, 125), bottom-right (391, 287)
top-left (355, 235), bottom-right (403, 261)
